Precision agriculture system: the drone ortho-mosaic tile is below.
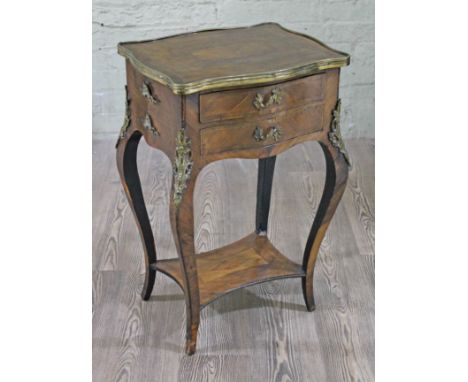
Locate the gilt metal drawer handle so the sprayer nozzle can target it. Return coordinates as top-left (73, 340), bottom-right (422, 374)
top-left (253, 88), bottom-right (282, 110)
top-left (253, 126), bottom-right (282, 142)
top-left (141, 81), bottom-right (160, 104)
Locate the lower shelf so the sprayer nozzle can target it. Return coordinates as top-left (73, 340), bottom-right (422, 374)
top-left (154, 232), bottom-right (305, 307)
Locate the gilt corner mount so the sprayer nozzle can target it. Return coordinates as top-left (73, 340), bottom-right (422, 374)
top-left (328, 99), bottom-right (351, 167)
top-left (116, 86), bottom-right (131, 148)
top-left (173, 128), bottom-right (193, 207)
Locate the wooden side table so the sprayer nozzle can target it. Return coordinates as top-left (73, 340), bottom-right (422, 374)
top-left (116, 23), bottom-right (350, 355)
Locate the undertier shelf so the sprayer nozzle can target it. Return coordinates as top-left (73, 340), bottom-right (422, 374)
top-left (153, 232), bottom-right (305, 307)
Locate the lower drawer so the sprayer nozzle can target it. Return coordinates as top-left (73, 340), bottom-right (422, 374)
top-left (200, 103), bottom-right (324, 156)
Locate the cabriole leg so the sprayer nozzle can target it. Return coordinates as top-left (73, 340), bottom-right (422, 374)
top-left (302, 141), bottom-right (349, 311)
top-left (116, 132), bottom-right (157, 301)
top-left (169, 128), bottom-right (201, 355)
top-left (255, 156), bottom-right (277, 234)
top-left (170, 169), bottom-right (201, 355)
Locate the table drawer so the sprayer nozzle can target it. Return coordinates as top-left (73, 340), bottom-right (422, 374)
top-left (200, 103), bottom-right (324, 156)
top-left (199, 74), bottom-right (325, 123)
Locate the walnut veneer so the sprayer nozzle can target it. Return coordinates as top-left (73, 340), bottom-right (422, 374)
top-left (115, 23), bottom-right (351, 355)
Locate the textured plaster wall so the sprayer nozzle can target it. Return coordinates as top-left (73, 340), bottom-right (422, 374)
top-left (93, 0), bottom-right (374, 138)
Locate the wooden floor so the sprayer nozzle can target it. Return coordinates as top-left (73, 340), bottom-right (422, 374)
top-left (93, 137), bottom-right (375, 382)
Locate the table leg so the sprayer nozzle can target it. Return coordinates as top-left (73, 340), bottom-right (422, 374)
top-left (169, 161), bottom-right (201, 355)
top-left (255, 156), bottom-right (277, 234)
top-left (116, 132), bottom-right (157, 301)
top-left (302, 141), bottom-right (349, 311)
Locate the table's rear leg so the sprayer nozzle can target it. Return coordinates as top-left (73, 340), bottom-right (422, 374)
top-left (116, 131), bottom-right (157, 301)
top-left (302, 141), bottom-right (349, 311)
top-left (256, 156), bottom-right (277, 234)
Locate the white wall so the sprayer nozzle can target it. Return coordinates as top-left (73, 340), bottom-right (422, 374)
top-left (93, 0), bottom-right (374, 138)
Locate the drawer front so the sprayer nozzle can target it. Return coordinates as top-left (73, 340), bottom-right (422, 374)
top-left (199, 74), bottom-right (325, 123)
top-left (200, 103), bottom-right (324, 156)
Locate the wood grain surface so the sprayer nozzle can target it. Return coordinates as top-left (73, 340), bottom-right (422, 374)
top-left (199, 74), bottom-right (325, 123)
top-left (93, 138), bottom-right (374, 381)
top-left (155, 233), bottom-right (305, 307)
top-left (118, 23), bottom-right (349, 95)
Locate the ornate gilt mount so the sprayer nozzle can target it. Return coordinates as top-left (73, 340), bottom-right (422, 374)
top-left (173, 127), bottom-right (193, 207)
top-left (253, 126), bottom-right (264, 142)
top-left (141, 80), bottom-right (160, 104)
top-left (116, 86), bottom-right (131, 148)
top-left (253, 125), bottom-right (283, 142)
top-left (268, 126), bottom-right (282, 142)
top-left (253, 88), bottom-right (282, 110)
top-left (328, 99), bottom-right (351, 167)
top-left (143, 113), bottom-right (160, 136)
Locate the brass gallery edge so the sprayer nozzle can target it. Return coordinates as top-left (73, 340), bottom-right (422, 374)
top-left (117, 23), bottom-right (350, 95)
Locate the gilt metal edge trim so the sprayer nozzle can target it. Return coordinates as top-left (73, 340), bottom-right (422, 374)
top-left (118, 22), bottom-right (348, 54)
top-left (119, 51), bottom-right (348, 95)
top-left (328, 99), bottom-right (351, 167)
top-left (117, 23), bottom-right (349, 95)
top-left (116, 86), bottom-right (131, 148)
top-left (173, 127), bottom-right (193, 207)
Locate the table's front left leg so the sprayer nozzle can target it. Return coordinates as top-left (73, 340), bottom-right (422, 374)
top-left (169, 128), bottom-right (201, 355)
top-left (116, 131), bottom-right (157, 301)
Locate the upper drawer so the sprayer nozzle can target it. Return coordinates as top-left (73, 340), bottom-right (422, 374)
top-left (199, 74), bottom-right (325, 123)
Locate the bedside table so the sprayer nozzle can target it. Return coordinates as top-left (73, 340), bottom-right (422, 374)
top-left (115, 22), bottom-right (350, 355)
